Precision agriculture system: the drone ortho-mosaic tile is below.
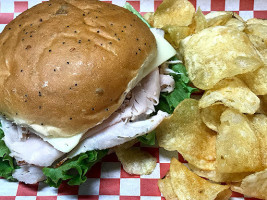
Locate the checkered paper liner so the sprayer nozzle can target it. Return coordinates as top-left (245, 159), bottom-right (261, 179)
top-left (0, 0), bottom-right (266, 199)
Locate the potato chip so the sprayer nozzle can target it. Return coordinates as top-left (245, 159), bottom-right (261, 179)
top-left (239, 64), bottom-right (267, 95)
top-left (215, 189), bottom-right (233, 200)
top-left (178, 35), bottom-right (191, 58)
top-left (216, 109), bottom-right (262, 173)
top-left (158, 172), bottom-right (178, 200)
top-left (249, 114), bottom-right (267, 168)
top-left (115, 147), bottom-right (156, 175)
top-left (200, 105), bottom-right (227, 132)
top-left (246, 33), bottom-right (266, 50)
top-left (179, 26), bottom-right (263, 90)
top-left (231, 169), bottom-right (267, 200)
top-left (156, 99), bottom-right (216, 170)
top-left (245, 19), bottom-right (267, 65)
top-left (169, 158), bottom-right (231, 200)
top-left (246, 34), bottom-right (267, 65)
top-left (230, 183), bottom-right (243, 194)
top-left (258, 95), bottom-right (267, 115)
top-left (247, 18), bottom-right (267, 26)
top-left (245, 24), bottom-right (267, 50)
top-left (192, 7), bottom-right (207, 33)
top-left (205, 11), bottom-right (232, 27)
top-left (245, 28), bottom-right (267, 51)
top-left (153, 0), bottom-right (195, 28)
top-left (257, 96), bottom-right (267, 114)
top-left (188, 164), bottom-right (251, 183)
top-left (163, 25), bottom-right (193, 48)
top-left (239, 21), bottom-right (267, 96)
top-left (199, 77), bottom-right (260, 114)
top-left (225, 18), bottom-right (245, 32)
top-left (258, 50), bottom-right (267, 67)
top-left (246, 21), bottom-right (267, 39)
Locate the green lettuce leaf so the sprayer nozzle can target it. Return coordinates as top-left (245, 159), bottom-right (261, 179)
top-left (124, 2), bottom-right (151, 28)
top-left (137, 130), bottom-right (156, 146)
top-left (43, 149), bottom-right (108, 187)
top-left (0, 123), bottom-right (18, 181)
top-left (156, 58), bottom-right (197, 114)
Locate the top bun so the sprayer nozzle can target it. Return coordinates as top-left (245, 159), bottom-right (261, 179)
top-left (0, 0), bottom-right (156, 137)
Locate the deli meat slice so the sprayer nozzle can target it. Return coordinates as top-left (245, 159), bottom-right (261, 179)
top-left (1, 119), bottom-right (64, 167)
top-left (12, 165), bottom-right (45, 184)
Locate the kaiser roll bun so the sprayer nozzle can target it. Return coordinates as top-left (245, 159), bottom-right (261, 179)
top-left (0, 0), bottom-right (157, 137)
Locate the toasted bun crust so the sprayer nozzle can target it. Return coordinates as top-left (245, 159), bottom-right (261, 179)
top-left (0, 0), bottom-right (156, 137)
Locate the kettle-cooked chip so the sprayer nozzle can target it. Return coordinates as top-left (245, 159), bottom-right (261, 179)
top-left (216, 109), bottom-right (263, 173)
top-left (156, 99), bottom-right (216, 170)
top-left (200, 105), bottom-right (227, 132)
top-left (179, 35), bottom-right (191, 58)
top-left (247, 18), bottom-right (267, 26)
top-left (225, 18), bottom-right (245, 31)
top-left (192, 7), bottom-right (207, 33)
top-left (258, 95), bottom-right (267, 114)
top-left (246, 34), bottom-right (267, 66)
top-left (163, 25), bottom-right (193, 48)
top-left (225, 12), bottom-right (246, 31)
top-left (246, 20), bottom-right (267, 39)
top-left (115, 147), bottom-right (157, 175)
top-left (205, 11), bottom-right (233, 27)
top-left (239, 64), bottom-right (267, 95)
top-left (199, 77), bottom-right (260, 114)
top-left (153, 0), bottom-right (195, 28)
top-left (180, 26), bottom-right (263, 90)
top-left (189, 164), bottom-right (251, 183)
top-left (245, 19), bottom-right (267, 65)
top-left (241, 20), bottom-right (267, 96)
top-left (231, 169), bottom-right (267, 200)
top-left (206, 12), bottom-right (245, 31)
top-left (246, 34), bottom-right (267, 52)
top-left (158, 172), bottom-right (178, 200)
top-left (169, 158), bottom-right (232, 200)
top-left (249, 114), bottom-right (267, 168)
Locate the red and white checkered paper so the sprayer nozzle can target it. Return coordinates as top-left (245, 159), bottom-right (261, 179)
top-left (0, 0), bottom-right (266, 200)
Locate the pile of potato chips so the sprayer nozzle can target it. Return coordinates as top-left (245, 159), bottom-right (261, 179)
top-left (145, 0), bottom-right (267, 199)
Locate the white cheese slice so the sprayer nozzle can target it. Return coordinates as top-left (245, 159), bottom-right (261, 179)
top-left (39, 132), bottom-right (84, 153)
top-left (36, 29), bottom-right (176, 153)
top-left (147, 28), bottom-right (177, 75)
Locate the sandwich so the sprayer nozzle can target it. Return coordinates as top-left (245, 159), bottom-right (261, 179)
top-left (0, 0), bottom-right (193, 187)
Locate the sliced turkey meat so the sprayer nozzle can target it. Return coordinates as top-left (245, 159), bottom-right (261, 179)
top-left (160, 74), bottom-right (175, 93)
top-left (69, 110), bottom-right (168, 158)
top-left (12, 165), bottom-right (46, 184)
top-left (120, 69), bottom-right (161, 121)
top-left (82, 69), bottom-right (162, 139)
top-left (1, 119), bottom-right (64, 167)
